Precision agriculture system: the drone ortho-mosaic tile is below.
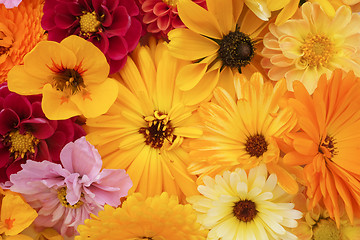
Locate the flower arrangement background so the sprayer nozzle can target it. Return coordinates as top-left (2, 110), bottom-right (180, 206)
top-left (1, 0), bottom-right (360, 239)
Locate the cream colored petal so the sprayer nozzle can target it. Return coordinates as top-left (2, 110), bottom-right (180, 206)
top-left (245, 0), bottom-right (271, 21)
top-left (168, 28), bottom-right (219, 61)
top-left (207, 0), bottom-right (234, 34)
top-left (278, 36), bottom-right (303, 59)
top-left (177, 0), bottom-right (222, 39)
top-left (309, 0), bottom-right (336, 17)
top-left (60, 35), bottom-right (110, 84)
top-left (328, 5), bottom-right (352, 34)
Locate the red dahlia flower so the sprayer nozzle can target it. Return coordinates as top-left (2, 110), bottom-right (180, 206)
top-left (41, 0), bottom-right (142, 74)
top-left (0, 83), bottom-right (85, 185)
top-left (138, 0), bottom-right (206, 38)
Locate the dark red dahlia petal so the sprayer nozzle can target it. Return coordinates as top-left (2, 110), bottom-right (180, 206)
top-left (54, 4), bottom-right (78, 29)
top-left (0, 84), bottom-right (11, 98)
top-left (0, 147), bottom-right (10, 168)
top-left (30, 102), bottom-right (45, 118)
top-left (92, 0), bottom-right (104, 14)
top-left (89, 32), bottom-right (109, 53)
top-left (45, 131), bottom-right (67, 163)
top-left (65, 2), bottom-right (83, 16)
top-left (171, 15), bottom-right (185, 28)
top-left (48, 28), bottom-right (70, 42)
top-left (0, 109), bottom-right (20, 135)
top-left (0, 167), bottom-right (9, 184)
top-left (55, 119), bottom-right (75, 142)
top-left (78, 0), bottom-right (92, 11)
top-left (21, 118), bottom-right (55, 140)
top-left (147, 22), bottom-right (161, 33)
top-left (6, 160), bottom-right (24, 181)
top-left (153, 2), bottom-right (171, 16)
top-left (35, 140), bottom-right (51, 162)
top-left (107, 56), bottom-right (127, 74)
top-left (106, 6), bottom-right (131, 36)
top-left (101, 6), bottom-right (113, 27)
top-left (106, 0), bottom-right (119, 12)
top-left (157, 15), bottom-right (171, 31)
top-left (123, 18), bottom-right (142, 52)
top-left (106, 36), bottom-right (128, 60)
top-left (119, 0), bottom-right (139, 16)
top-left (4, 93), bottom-right (32, 120)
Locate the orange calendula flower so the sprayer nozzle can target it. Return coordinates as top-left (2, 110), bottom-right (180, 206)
top-left (7, 35), bottom-right (118, 120)
top-left (0, 0), bottom-right (46, 83)
top-left (0, 188), bottom-right (37, 239)
top-left (85, 39), bottom-right (203, 202)
top-left (261, 2), bottom-right (360, 94)
top-left (188, 72), bottom-right (303, 194)
top-left (167, 0), bottom-right (268, 101)
top-left (283, 69), bottom-right (360, 227)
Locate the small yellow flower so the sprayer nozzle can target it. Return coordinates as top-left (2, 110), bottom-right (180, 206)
top-left (0, 189), bottom-right (37, 238)
top-left (7, 35), bottom-right (118, 120)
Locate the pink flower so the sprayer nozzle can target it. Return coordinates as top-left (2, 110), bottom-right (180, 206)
top-left (0, 0), bottom-right (22, 8)
top-left (138, 0), bottom-right (206, 38)
top-left (9, 136), bottom-right (133, 237)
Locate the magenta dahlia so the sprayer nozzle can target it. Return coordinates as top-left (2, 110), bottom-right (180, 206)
top-left (41, 0), bottom-right (142, 74)
top-left (0, 83), bottom-right (85, 185)
top-left (138, 0), bottom-right (206, 38)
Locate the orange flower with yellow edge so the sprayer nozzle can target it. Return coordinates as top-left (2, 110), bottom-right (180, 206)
top-left (283, 69), bottom-right (360, 227)
top-left (188, 72), bottom-right (304, 194)
top-left (0, 0), bottom-right (46, 83)
top-left (7, 35), bottom-right (118, 120)
top-left (167, 0), bottom-right (268, 101)
top-left (0, 188), bottom-right (37, 240)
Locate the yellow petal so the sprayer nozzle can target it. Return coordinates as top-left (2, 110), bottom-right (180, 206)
top-left (176, 62), bottom-right (208, 91)
top-left (232, 0), bottom-right (244, 23)
top-left (173, 127), bottom-right (203, 138)
top-left (240, 8), bottom-right (268, 36)
top-left (267, 0), bottom-right (290, 11)
top-left (207, 0), bottom-right (234, 34)
top-left (71, 78), bottom-right (118, 118)
top-left (309, 0), bottom-right (336, 17)
top-left (7, 65), bottom-right (44, 95)
top-left (275, 0), bottom-right (300, 25)
top-left (168, 28), bottom-right (219, 61)
top-left (60, 35), bottom-right (110, 84)
top-left (4, 235), bottom-right (33, 240)
top-left (177, 0), bottom-right (222, 39)
top-left (41, 83), bottom-right (81, 120)
top-left (0, 193), bottom-right (37, 236)
top-left (245, 0), bottom-right (271, 21)
top-left (267, 162), bottom-right (299, 194)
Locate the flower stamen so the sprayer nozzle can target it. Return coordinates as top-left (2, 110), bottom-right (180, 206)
top-left (4, 130), bottom-right (39, 159)
top-left (162, 0), bottom-right (178, 7)
top-left (139, 111), bottom-right (175, 149)
top-left (319, 135), bottom-right (338, 159)
top-left (57, 187), bottom-right (84, 209)
top-left (245, 134), bottom-right (268, 158)
top-left (79, 11), bottom-right (101, 35)
top-left (53, 69), bottom-right (86, 95)
top-left (233, 199), bottom-right (257, 222)
top-left (300, 34), bottom-right (334, 67)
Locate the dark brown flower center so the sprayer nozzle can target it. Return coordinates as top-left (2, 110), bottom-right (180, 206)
top-left (319, 135), bottom-right (337, 159)
top-left (233, 200), bottom-right (257, 222)
top-left (3, 130), bottom-right (39, 159)
top-left (139, 111), bottom-right (175, 149)
top-left (0, 46), bottom-right (10, 56)
top-left (53, 69), bottom-right (85, 95)
top-left (218, 29), bottom-right (256, 73)
top-left (245, 134), bottom-right (268, 158)
top-left (57, 187), bottom-right (84, 209)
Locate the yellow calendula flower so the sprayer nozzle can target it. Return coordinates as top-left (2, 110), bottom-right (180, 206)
top-left (168, 0), bottom-right (268, 101)
top-left (7, 35), bottom-right (118, 120)
top-left (76, 192), bottom-right (207, 240)
top-left (188, 72), bottom-right (303, 194)
top-left (261, 2), bottom-right (360, 94)
top-left (85, 39), bottom-right (203, 202)
top-left (0, 189), bottom-right (37, 239)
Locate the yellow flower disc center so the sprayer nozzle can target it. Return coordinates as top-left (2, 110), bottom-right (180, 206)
top-left (162, 0), bottom-right (178, 7)
top-left (300, 34), bottom-right (334, 67)
top-left (52, 68), bottom-right (85, 95)
top-left (245, 134), bottom-right (268, 158)
top-left (6, 130), bottom-right (39, 159)
top-left (79, 11), bottom-right (101, 34)
top-left (139, 111), bottom-right (175, 149)
top-left (233, 200), bottom-right (257, 222)
top-left (319, 135), bottom-right (337, 159)
top-left (57, 187), bottom-right (84, 209)
top-left (313, 219), bottom-right (341, 240)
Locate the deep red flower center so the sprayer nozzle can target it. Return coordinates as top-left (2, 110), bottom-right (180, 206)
top-left (4, 130), bottom-right (39, 159)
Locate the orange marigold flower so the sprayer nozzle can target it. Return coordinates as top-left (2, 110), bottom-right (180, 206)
top-left (283, 69), bottom-right (360, 227)
top-left (0, 0), bottom-right (46, 83)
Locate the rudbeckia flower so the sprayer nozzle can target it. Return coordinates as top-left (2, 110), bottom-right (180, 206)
top-left (188, 72), bottom-right (303, 194)
top-left (0, 83), bottom-right (85, 185)
top-left (85, 39), bottom-right (203, 202)
top-left (7, 35), bottom-right (118, 120)
top-left (167, 0), bottom-right (268, 101)
top-left (283, 69), bottom-right (360, 226)
top-left (261, 2), bottom-right (360, 94)
top-left (10, 137), bottom-right (133, 237)
top-left (41, 0), bottom-right (142, 74)
top-left (76, 192), bottom-right (207, 240)
top-left (187, 165), bottom-right (302, 240)
top-left (138, 0), bottom-right (206, 37)
top-left (0, 0), bottom-right (45, 82)
top-left (0, 188), bottom-right (37, 239)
